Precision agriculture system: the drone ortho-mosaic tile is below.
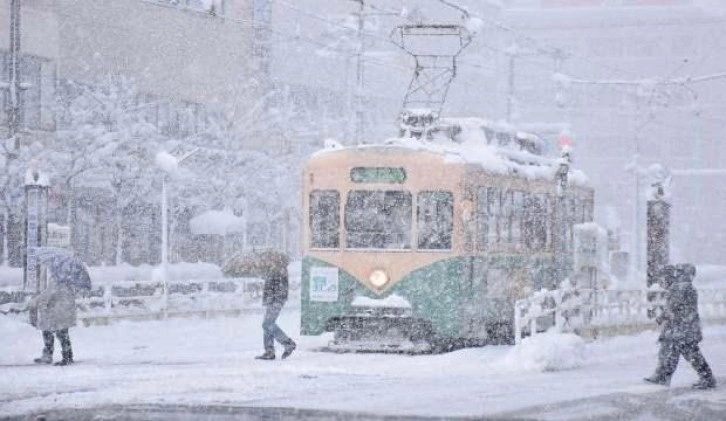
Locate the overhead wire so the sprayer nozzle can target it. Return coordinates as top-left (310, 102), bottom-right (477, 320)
top-left (269, 0), bottom-right (519, 113)
top-left (249, 1), bottom-right (726, 132)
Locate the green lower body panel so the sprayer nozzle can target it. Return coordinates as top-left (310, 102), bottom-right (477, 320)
top-left (301, 254), bottom-right (557, 345)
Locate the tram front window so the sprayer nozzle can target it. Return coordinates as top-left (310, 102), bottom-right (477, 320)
top-left (345, 190), bottom-right (412, 249)
top-left (310, 190), bottom-right (340, 248)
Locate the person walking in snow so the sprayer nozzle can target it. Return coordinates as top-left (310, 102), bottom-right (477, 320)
top-left (644, 264), bottom-right (716, 389)
top-left (28, 278), bottom-right (77, 366)
top-left (255, 250), bottom-right (296, 360)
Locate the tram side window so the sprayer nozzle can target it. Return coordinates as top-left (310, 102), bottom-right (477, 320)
top-left (511, 191), bottom-right (524, 249)
top-left (476, 187), bottom-right (502, 250)
top-left (583, 199), bottom-right (594, 222)
top-left (476, 187), bottom-right (489, 250)
top-left (523, 193), bottom-right (549, 251)
top-left (417, 191), bottom-right (453, 250)
top-left (310, 190), bottom-right (340, 248)
top-left (345, 190), bottom-right (412, 249)
top-left (501, 191), bottom-right (514, 246)
top-left (487, 188), bottom-right (501, 248)
top-left (545, 194), bottom-right (554, 249)
top-left (567, 197), bottom-right (579, 245)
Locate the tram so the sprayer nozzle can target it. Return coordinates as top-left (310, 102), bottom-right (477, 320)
top-left (300, 120), bottom-right (594, 352)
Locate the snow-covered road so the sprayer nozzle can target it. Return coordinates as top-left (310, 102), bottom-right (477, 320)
top-left (1, 311), bottom-right (725, 420)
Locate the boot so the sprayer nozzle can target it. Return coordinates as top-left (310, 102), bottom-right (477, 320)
top-left (255, 351), bottom-right (275, 360)
top-left (643, 376), bottom-right (669, 386)
top-left (281, 342), bottom-right (296, 360)
top-left (34, 351), bottom-right (52, 365)
top-left (36, 331), bottom-right (54, 364)
top-left (692, 377), bottom-right (716, 390)
top-left (54, 350), bottom-right (74, 366)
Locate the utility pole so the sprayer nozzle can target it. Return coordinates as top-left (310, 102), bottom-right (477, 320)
top-left (1, 0), bottom-right (23, 267)
top-left (352, 0), bottom-right (365, 145)
top-left (7, 0), bottom-right (22, 149)
top-left (506, 51), bottom-right (516, 123)
top-left (552, 48), bottom-right (569, 111)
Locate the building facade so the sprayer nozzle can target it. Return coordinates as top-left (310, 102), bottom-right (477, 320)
top-left (0, 0), bottom-right (289, 267)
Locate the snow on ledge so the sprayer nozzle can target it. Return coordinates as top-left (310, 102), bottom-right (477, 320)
top-left (24, 169), bottom-right (50, 187)
top-left (155, 151), bottom-right (179, 174)
top-left (352, 294), bottom-right (412, 309)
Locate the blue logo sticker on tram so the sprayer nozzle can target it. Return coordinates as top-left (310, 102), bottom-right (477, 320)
top-left (310, 267), bottom-right (339, 302)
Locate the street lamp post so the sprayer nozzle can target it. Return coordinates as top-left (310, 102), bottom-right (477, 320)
top-left (23, 161), bottom-right (49, 292)
top-left (155, 148), bottom-right (199, 312)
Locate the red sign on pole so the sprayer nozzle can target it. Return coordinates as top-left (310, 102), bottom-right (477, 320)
top-left (558, 135), bottom-right (573, 149)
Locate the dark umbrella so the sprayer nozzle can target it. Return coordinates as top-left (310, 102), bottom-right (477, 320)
top-left (32, 247), bottom-right (92, 291)
top-left (222, 249), bottom-right (289, 279)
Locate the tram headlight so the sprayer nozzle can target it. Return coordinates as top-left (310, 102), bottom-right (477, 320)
top-left (369, 269), bottom-right (389, 288)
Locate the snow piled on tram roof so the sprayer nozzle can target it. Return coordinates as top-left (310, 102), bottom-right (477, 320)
top-left (314, 133), bottom-right (590, 186)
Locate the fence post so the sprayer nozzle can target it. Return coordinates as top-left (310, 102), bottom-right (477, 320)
top-left (203, 280), bottom-right (211, 319)
top-left (514, 300), bottom-right (523, 345)
top-left (162, 282), bottom-right (168, 319)
top-left (104, 285), bottom-right (112, 316)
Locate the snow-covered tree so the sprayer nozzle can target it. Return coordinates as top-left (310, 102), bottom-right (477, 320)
top-left (171, 82), bottom-right (306, 257)
top-left (50, 75), bottom-right (166, 264)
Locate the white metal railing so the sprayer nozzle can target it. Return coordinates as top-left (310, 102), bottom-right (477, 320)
top-left (75, 278), bottom-right (267, 322)
top-left (2, 277), bottom-right (301, 325)
top-left (514, 288), bottom-right (726, 344)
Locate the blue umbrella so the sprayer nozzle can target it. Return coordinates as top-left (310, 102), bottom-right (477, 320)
top-left (32, 247), bottom-right (92, 291)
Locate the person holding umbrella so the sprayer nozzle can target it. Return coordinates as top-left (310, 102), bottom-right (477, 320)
top-left (254, 250), bottom-right (296, 360)
top-left (28, 248), bottom-right (92, 366)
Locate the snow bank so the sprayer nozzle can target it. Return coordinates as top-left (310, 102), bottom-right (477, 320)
top-left (189, 209), bottom-right (245, 236)
top-left (504, 331), bottom-right (586, 372)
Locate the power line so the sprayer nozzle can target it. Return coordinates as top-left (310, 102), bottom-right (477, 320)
top-left (275, 0), bottom-right (395, 46)
top-left (218, 12), bottom-right (414, 75)
top-left (561, 72), bottom-right (726, 87)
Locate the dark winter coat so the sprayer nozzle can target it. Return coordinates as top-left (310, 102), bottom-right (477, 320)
top-left (262, 273), bottom-right (289, 306)
top-left (658, 272), bottom-right (702, 344)
top-left (27, 282), bottom-right (77, 332)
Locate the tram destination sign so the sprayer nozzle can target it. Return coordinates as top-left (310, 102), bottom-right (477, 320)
top-left (350, 167), bottom-right (406, 184)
